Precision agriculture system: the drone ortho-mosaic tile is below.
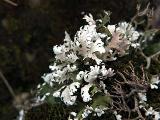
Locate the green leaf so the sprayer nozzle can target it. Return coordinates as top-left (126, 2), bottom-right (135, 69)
top-left (144, 42), bottom-right (160, 56)
top-left (91, 92), bottom-right (111, 109)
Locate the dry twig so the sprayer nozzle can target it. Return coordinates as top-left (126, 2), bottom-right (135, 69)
top-left (3, 0), bottom-right (18, 6)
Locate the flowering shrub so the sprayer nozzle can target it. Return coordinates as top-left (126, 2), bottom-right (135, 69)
top-left (36, 8), bottom-right (160, 120)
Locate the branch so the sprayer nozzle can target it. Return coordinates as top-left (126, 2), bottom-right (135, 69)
top-left (3, 0), bottom-right (18, 6)
top-left (139, 48), bottom-right (160, 69)
top-left (0, 69), bottom-right (16, 100)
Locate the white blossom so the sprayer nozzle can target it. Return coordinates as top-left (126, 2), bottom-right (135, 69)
top-left (84, 65), bottom-right (100, 83)
top-left (101, 65), bottom-right (115, 77)
top-left (74, 24), bottom-right (105, 64)
top-left (70, 112), bottom-right (77, 117)
top-left (131, 43), bottom-right (140, 48)
top-left (41, 73), bottom-right (54, 86)
top-left (76, 71), bottom-right (85, 80)
top-left (100, 81), bottom-right (108, 94)
top-left (138, 92), bottom-right (147, 103)
top-left (82, 106), bottom-right (93, 118)
top-left (67, 64), bottom-right (77, 72)
top-left (53, 86), bottom-right (65, 97)
top-left (116, 22), bottom-right (139, 42)
top-left (150, 76), bottom-right (160, 89)
top-left (98, 33), bottom-right (107, 38)
top-left (81, 84), bottom-right (93, 102)
top-left (40, 95), bottom-right (47, 101)
top-left (61, 82), bottom-right (80, 105)
top-left (83, 14), bottom-right (96, 25)
top-left (114, 111), bottom-right (122, 120)
top-left (108, 25), bottom-right (116, 34)
top-left (146, 107), bottom-right (155, 116)
top-left (154, 111), bottom-right (160, 120)
top-left (66, 52), bottom-right (78, 63)
top-left (17, 109), bottom-right (25, 120)
top-left (145, 107), bottom-right (160, 119)
top-left (64, 31), bottom-right (73, 50)
top-left (53, 45), bottom-right (64, 54)
top-left (94, 108), bottom-right (105, 117)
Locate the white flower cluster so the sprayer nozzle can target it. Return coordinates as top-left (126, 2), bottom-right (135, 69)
top-left (138, 76), bottom-right (160, 120)
top-left (108, 22), bottom-right (140, 48)
top-left (39, 13), bottom-right (151, 119)
top-left (150, 76), bottom-right (160, 89)
top-left (114, 111), bottom-right (122, 120)
top-left (145, 107), bottom-right (160, 120)
top-left (81, 105), bottom-right (108, 118)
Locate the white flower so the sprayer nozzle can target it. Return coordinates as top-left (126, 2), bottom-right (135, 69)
top-left (151, 84), bottom-right (158, 89)
top-left (154, 111), bottom-right (160, 120)
top-left (82, 106), bottom-right (93, 118)
top-left (98, 33), bottom-right (107, 38)
top-left (131, 31), bottom-right (139, 42)
top-left (64, 31), bottom-right (73, 50)
top-left (74, 24), bottom-right (105, 64)
top-left (67, 64), bottom-right (77, 72)
top-left (108, 25), bottom-right (116, 34)
top-left (100, 81), bottom-right (108, 94)
top-left (146, 107), bottom-right (155, 116)
top-left (53, 32), bottom-right (75, 62)
top-left (91, 38), bottom-right (106, 54)
top-left (70, 112), bottom-right (77, 117)
top-left (116, 22), bottom-right (139, 42)
top-left (131, 43), bottom-right (140, 48)
top-left (54, 67), bottom-right (68, 83)
top-left (81, 84), bottom-right (93, 102)
top-left (66, 52), bottom-right (78, 63)
top-left (94, 108), bottom-right (105, 117)
top-left (53, 45), bottom-right (64, 54)
top-left (42, 73), bottom-right (54, 86)
top-left (76, 71), bottom-right (85, 80)
top-left (145, 107), bottom-right (160, 120)
top-left (83, 14), bottom-right (96, 25)
top-left (84, 65), bottom-right (100, 83)
top-left (49, 63), bottom-right (62, 71)
top-left (53, 86), bottom-right (65, 97)
top-left (150, 76), bottom-right (160, 89)
top-left (114, 111), bottom-right (122, 120)
top-left (17, 109), bottom-right (25, 120)
top-left (138, 92), bottom-right (147, 103)
top-left (37, 84), bottom-right (41, 89)
top-left (101, 65), bottom-right (115, 77)
top-left (53, 90), bottom-right (61, 97)
top-left (40, 95), bottom-right (47, 101)
top-left (45, 92), bottom-right (50, 96)
top-left (61, 82), bottom-right (80, 105)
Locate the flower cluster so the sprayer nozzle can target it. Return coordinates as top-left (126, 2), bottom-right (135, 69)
top-left (37, 12), bottom-right (160, 120)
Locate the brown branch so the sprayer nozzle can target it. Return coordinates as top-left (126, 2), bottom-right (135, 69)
top-left (0, 69), bottom-right (16, 100)
top-left (3, 0), bottom-right (18, 6)
top-left (139, 48), bottom-right (160, 69)
top-left (109, 64), bottom-right (148, 119)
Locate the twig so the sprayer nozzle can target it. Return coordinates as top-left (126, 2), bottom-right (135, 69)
top-left (131, 3), bottom-right (150, 24)
top-left (0, 69), bottom-right (16, 100)
top-left (139, 48), bottom-right (160, 69)
top-left (3, 0), bottom-right (18, 6)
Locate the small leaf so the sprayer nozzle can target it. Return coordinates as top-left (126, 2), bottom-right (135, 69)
top-left (91, 92), bottom-right (111, 109)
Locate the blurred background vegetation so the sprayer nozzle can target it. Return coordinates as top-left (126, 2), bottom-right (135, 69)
top-left (0, 0), bottom-right (159, 119)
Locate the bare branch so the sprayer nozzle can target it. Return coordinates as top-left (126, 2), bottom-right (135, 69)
top-left (0, 69), bottom-right (16, 100)
top-left (3, 0), bottom-right (18, 6)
